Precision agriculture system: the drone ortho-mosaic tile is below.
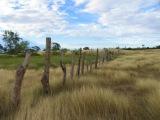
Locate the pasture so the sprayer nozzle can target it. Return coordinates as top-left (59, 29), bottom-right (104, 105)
top-left (0, 52), bottom-right (96, 69)
top-left (0, 49), bottom-right (160, 120)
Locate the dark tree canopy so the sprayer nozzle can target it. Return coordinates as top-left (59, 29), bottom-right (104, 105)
top-left (31, 46), bottom-right (41, 53)
top-left (52, 42), bottom-right (61, 51)
top-left (83, 47), bottom-right (90, 50)
top-left (0, 44), bottom-right (3, 53)
top-left (2, 30), bottom-right (29, 54)
top-left (156, 45), bottom-right (160, 49)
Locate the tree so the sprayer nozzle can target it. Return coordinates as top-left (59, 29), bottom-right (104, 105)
top-left (31, 46), bottom-right (41, 53)
top-left (0, 44), bottom-right (4, 53)
top-left (156, 45), bottom-right (160, 49)
top-left (61, 48), bottom-right (69, 53)
top-left (17, 41), bottom-right (29, 53)
top-left (52, 42), bottom-right (61, 51)
top-left (83, 47), bottom-right (90, 50)
top-left (142, 44), bottom-right (145, 48)
top-left (2, 30), bottom-right (29, 54)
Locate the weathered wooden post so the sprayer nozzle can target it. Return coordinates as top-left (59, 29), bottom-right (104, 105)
top-left (60, 49), bottom-right (67, 86)
top-left (95, 48), bottom-right (99, 69)
top-left (109, 51), bottom-right (111, 61)
top-left (70, 51), bottom-right (75, 80)
top-left (110, 51), bottom-right (113, 60)
top-left (41, 37), bottom-right (51, 94)
top-left (77, 48), bottom-right (82, 78)
top-left (102, 49), bottom-right (105, 64)
top-left (81, 52), bottom-right (85, 75)
top-left (106, 49), bottom-right (109, 61)
top-left (108, 50), bottom-right (111, 61)
top-left (118, 49), bottom-right (120, 55)
top-left (86, 63), bottom-right (89, 72)
top-left (12, 51), bottom-right (31, 106)
top-left (90, 62), bottom-right (93, 72)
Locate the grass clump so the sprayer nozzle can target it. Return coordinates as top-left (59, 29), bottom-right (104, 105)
top-left (52, 87), bottom-right (132, 120)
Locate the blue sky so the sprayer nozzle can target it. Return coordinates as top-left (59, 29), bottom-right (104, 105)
top-left (0, 0), bottom-right (160, 49)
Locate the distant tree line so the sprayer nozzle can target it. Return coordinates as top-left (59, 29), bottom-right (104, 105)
top-left (0, 30), bottom-right (67, 55)
top-left (0, 30), bottom-right (92, 56)
top-left (0, 30), bottom-right (159, 55)
top-left (121, 45), bottom-right (160, 50)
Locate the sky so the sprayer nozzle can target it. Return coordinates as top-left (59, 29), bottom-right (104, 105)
top-left (0, 0), bottom-right (160, 49)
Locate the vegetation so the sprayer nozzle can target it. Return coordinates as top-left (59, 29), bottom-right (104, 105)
top-left (2, 30), bottom-right (29, 54)
top-left (122, 45), bottom-right (160, 50)
top-left (52, 42), bottom-right (61, 51)
top-left (0, 49), bottom-right (160, 120)
top-left (0, 53), bottom-right (97, 69)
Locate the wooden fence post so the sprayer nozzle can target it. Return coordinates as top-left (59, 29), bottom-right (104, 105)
top-left (108, 50), bottom-right (111, 61)
top-left (102, 49), bottom-right (105, 64)
top-left (95, 48), bottom-right (99, 69)
top-left (77, 48), bottom-right (82, 78)
top-left (104, 49), bottom-right (107, 61)
top-left (60, 49), bottom-right (67, 86)
top-left (81, 53), bottom-right (85, 75)
top-left (106, 49), bottom-right (109, 61)
top-left (41, 37), bottom-right (51, 94)
top-left (12, 52), bottom-right (31, 106)
top-left (70, 51), bottom-right (75, 80)
top-left (90, 62), bottom-right (93, 72)
top-left (86, 63), bottom-right (89, 72)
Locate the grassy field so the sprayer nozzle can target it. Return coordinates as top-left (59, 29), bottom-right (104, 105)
top-left (0, 53), bottom-right (96, 69)
top-left (0, 49), bottom-right (160, 120)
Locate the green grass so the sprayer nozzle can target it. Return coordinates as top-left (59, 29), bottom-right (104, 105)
top-left (0, 54), bottom-right (96, 69)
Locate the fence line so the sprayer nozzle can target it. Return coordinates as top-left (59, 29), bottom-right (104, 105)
top-left (11, 37), bottom-right (121, 107)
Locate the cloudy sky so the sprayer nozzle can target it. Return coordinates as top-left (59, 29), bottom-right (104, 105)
top-left (0, 0), bottom-right (160, 48)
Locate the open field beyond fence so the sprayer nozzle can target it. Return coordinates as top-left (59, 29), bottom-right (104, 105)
top-left (0, 49), bottom-right (160, 120)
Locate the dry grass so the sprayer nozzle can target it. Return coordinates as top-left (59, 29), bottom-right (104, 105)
top-left (0, 49), bottom-right (160, 120)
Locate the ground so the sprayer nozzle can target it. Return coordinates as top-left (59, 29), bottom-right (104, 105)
top-left (0, 49), bottom-right (160, 120)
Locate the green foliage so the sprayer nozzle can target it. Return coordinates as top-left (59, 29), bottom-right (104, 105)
top-left (0, 53), bottom-right (96, 69)
top-left (30, 46), bottom-right (41, 53)
top-left (0, 44), bottom-right (4, 53)
top-left (61, 48), bottom-right (69, 53)
top-left (156, 45), bottom-right (160, 49)
top-left (83, 47), bottom-right (90, 50)
top-left (17, 41), bottom-right (29, 53)
top-left (52, 42), bottom-right (61, 51)
top-left (2, 30), bottom-right (29, 54)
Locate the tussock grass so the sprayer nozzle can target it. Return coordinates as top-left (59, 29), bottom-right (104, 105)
top-left (0, 49), bottom-right (160, 120)
top-left (135, 79), bottom-right (160, 95)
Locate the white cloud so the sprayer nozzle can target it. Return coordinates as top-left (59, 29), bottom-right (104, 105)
top-left (0, 0), bottom-right (159, 48)
top-left (74, 0), bottom-right (160, 45)
top-left (0, 0), bottom-right (67, 37)
top-left (73, 0), bottom-right (88, 6)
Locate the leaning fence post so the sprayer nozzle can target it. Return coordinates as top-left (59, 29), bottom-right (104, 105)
top-left (70, 51), bottom-right (75, 80)
top-left (41, 37), bottom-right (51, 94)
top-left (95, 48), bottom-right (99, 69)
top-left (12, 51), bottom-right (31, 106)
top-left (60, 49), bottom-right (67, 86)
top-left (77, 48), bottom-right (82, 78)
top-left (81, 52), bottom-right (85, 75)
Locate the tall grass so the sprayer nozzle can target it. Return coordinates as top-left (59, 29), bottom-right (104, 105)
top-left (0, 49), bottom-right (160, 120)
